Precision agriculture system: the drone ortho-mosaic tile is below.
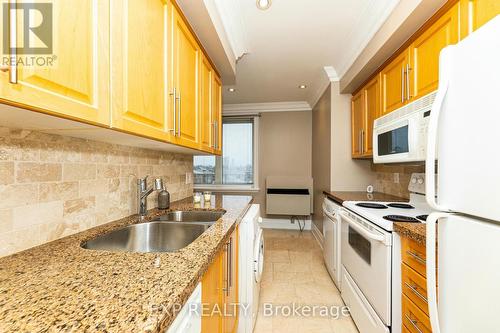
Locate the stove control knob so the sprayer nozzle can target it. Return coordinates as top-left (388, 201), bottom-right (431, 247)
top-left (417, 177), bottom-right (424, 184)
top-left (411, 177), bottom-right (417, 184)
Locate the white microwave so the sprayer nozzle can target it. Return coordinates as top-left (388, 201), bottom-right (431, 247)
top-left (373, 91), bottom-right (436, 164)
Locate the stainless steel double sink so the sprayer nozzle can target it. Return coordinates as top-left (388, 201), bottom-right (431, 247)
top-left (82, 210), bottom-right (225, 253)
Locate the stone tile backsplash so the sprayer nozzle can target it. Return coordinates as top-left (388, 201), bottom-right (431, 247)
top-left (0, 127), bottom-right (193, 257)
top-left (371, 163), bottom-right (425, 199)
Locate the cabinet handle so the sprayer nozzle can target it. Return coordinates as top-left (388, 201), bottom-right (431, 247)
top-left (214, 121), bottom-right (218, 150)
top-left (361, 129), bottom-right (364, 154)
top-left (406, 64), bottom-right (412, 101)
top-left (404, 282), bottom-right (428, 303)
top-left (228, 237), bottom-right (232, 289)
top-left (401, 65), bottom-right (405, 103)
top-left (226, 242), bottom-right (231, 296)
top-left (406, 250), bottom-right (426, 265)
top-left (176, 90), bottom-right (181, 137)
top-left (169, 88), bottom-right (177, 135)
top-left (405, 314), bottom-right (424, 333)
top-left (222, 243), bottom-right (228, 295)
top-left (8, 0), bottom-right (17, 84)
top-left (359, 130), bottom-right (362, 155)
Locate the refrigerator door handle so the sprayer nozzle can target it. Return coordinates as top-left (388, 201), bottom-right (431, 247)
top-left (425, 46), bottom-right (456, 212)
top-left (426, 212), bottom-right (454, 333)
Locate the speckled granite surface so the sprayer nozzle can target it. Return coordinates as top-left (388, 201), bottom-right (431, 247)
top-left (0, 194), bottom-right (253, 333)
top-left (323, 191), bottom-right (407, 205)
top-left (394, 222), bottom-right (426, 245)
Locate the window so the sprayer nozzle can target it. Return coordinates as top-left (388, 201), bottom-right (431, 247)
top-left (194, 117), bottom-right (258, 189)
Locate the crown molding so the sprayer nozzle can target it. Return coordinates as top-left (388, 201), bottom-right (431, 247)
top-left (223, 101), bottom-right (312, 114)
top-left (324, 66), bottom-right (339, 82)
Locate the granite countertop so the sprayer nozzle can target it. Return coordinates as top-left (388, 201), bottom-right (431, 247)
top-left (0, 194), bottom-right (253, 333)
top-left (394, 222), bottom-right (426, 245)
top-left (323, 190), bottom-right (408, 205)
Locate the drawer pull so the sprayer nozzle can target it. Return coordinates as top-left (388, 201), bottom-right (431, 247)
top-left (405, 282), bottom-right (428, 303)
top-left (406, 250), bottom-right (426, 264)
top-left (405, 314), bottom-right (424, 333)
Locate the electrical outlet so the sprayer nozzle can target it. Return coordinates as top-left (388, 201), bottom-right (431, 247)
top-left (393, 173), bottom-right (400, 184)
top-left (186, 173), bottom-right (192, 184)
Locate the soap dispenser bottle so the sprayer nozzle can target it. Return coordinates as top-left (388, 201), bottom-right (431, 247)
top-left (158, 186), bottom-right (170, 210)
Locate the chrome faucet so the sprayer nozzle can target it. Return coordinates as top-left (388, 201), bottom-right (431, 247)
top-left (137, 176), bottom-right (164, 219)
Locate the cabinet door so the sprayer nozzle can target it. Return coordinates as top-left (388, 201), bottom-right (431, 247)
top-left (199, 55), bottom-right (213, 152)
top-left (202, 252), bottom-right (223, 333)
top-left (363, 74), bottom-right (381, 157)
top-left (111, 0), bottom-right (173, 141)
top-left (172, 3), bottom-right (200, 149)
top-left (409, 3), bottom-right (459, 100)
top-left (212, 75), bottom-right (222, 155)
top-left (381, 50), bottom-right (408, 115)
top-left (460, 0), bottom-right (500, 38)
top-left (0, 0), bottom-right (109, 126)
top-left (351, 90), bottom-right (364, 158)
top-left (223, 228), bottom-right (239, 333)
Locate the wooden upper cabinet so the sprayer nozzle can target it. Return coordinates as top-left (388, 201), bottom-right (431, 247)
top-left (212, 75), bottom-right (222, 155)
top-left (363, 74), bottom-right (381, 156)
top-left (381, 50), bottom-right (409, 115)
top-left (111, 0), bottom-right (173, 141)
top-left (409, 3), bottom-right (459, 100)
top-left (0, 0), bottom-right (110, 126)
top-left (461, 0), bottom-right (500, 38)
top-left (199, 55), bottom-right (213, 152)
top-left (171, 3), bottom-right (200, 149)
top-left (351, 90), bottom-right (364, 158)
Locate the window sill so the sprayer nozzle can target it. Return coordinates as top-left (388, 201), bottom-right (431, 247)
top-left (193, 185), bottom-right (260, 193)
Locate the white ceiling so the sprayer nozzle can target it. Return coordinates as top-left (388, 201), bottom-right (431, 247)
top-left (221, 0), bottom-right (400, 106)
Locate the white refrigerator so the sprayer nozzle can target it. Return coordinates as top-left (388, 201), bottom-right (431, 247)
top-left (425, 15), bottom-right (500, 333)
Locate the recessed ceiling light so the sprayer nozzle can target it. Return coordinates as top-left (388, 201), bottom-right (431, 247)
top-left (256, 0), bottom-right (272, 10)
top-left (228, 88), bottom-right (236, 92)
top-left (298, 85), bottom-right (307, 89)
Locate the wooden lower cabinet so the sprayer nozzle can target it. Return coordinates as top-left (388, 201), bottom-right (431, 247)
top-left (201, 252), bottom-right (223, 333)
top-left (202, 227), bottom-right (238, 333)
top-left (401, 236), bottom-right (427, 277)
top-left (223, 228), bottom-right (239, 333)
top-left (402, 294), bottom-right (432, 333)
top-left (401, 236), bottom-right (433, 333)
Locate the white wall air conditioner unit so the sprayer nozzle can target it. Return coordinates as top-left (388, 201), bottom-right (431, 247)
top-left (265, 176), bottom-right (313, 216)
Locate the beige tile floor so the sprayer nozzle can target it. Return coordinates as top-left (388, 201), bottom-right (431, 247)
top-left (254, 229), bottom-right (359, 333)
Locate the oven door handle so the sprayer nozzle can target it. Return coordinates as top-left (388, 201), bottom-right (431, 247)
top-left (340, 211), bottom-right (388, 245)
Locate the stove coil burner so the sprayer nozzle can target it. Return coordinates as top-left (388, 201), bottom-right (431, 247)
top-left (383, 215), bottom-right (420, 223)
top-left (355, 203), bottom-right (388, 209)
top-left (416, 215), bottom-right (429, 222)
top-left (387, 203), bottom-right (415, 209)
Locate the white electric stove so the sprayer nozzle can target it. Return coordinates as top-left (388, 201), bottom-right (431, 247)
top-left (339, 173), bottom-right (433, 333)
top-left (342, 192), bottom-right (433, 232)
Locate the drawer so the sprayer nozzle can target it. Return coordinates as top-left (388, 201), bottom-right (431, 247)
top-left (402, 294), bottom-right (432, 333)
top-left (401, 237), bottom-right (426, 276)
top-left (402, 263), bottom-right (429, 315)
